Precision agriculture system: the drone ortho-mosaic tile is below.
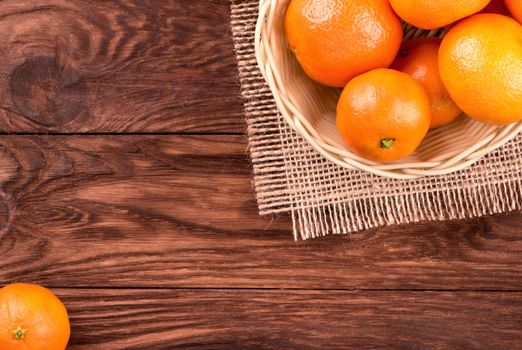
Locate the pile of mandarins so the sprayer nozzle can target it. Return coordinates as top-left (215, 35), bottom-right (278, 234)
top-left (285, 0), bottom-right (522, 162)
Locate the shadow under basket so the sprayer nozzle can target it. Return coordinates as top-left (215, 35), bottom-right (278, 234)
top-left (255, 0), bottom-right (522, 180)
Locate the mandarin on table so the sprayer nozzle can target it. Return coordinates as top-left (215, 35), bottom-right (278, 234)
top-left (388, 0), bottom-right (492, 29)
top-left (439, 14), bottom-right (522, 125)
top-left (336, 69), bottom-right (431, 162)
top-left (391, 38), bottom-right (462, 129)
top-left (284, 0), bottom-right (402, 87)
top-left (0, 283), bottom-right (70, 350)
top-left (505, 0), bottom-right (522, 23)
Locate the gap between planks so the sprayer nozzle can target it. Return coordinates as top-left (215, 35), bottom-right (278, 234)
top-left (0, 132), bottom-right (246, 136)
top-left (33, 287), bottom-right (522, 292)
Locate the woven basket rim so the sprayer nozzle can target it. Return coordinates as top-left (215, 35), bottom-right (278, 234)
top-left (254, 0), bottom-right (522, 180)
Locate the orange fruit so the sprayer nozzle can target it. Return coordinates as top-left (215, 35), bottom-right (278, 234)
top-left (480, 0), bottom-right (510, 15)
top-left (284, 0), bottom-right (403, 87)
top-left (506, 0), bottom-right (522, 23)
top-left (0, 283), bottom-right (70, 350)
top-left (388, 0), bottom-right (492, 29)
top-left (391, 38), bottom-right (462, 129)
top-left (336, 69), bottom-right (431, 162)
top-left (439, 14), bottom-right (522, 125)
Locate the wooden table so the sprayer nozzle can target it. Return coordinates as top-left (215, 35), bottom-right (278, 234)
top-left (0, 1), bottom-right (521, 349)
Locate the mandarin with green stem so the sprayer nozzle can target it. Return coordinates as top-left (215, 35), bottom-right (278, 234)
top-left (337, 69), bottom-right (431, 162)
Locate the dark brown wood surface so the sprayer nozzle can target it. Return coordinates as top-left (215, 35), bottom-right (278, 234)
top-left (0, 0), bottom-right (243, 132)
top-left (1, 135), bottom-right (521, 291)
top-left (58, 289), bottom-right (521, 349)
top-left (0, 1), bottom-right (520, 349)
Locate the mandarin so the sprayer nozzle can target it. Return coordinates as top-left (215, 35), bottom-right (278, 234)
top-left (284, 0), bottom-right (402, 87)
top-left (389, 0), bottom-right (492, 29)
top-left (336, 69), bottom-right (431, 162)
top-left (392, 38), bottom-right (462, 129)
top-left (0, 283), bottom-right (70, 350)
top-left (439, 14), bottom-right (522, 125)
top-left (506, 0), bottom-right (522, 23)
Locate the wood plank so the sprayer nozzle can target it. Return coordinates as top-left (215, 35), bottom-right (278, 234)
top-left (53, 288), bottom-right (522, 349)
top-left (0, 0), bottom-right (243, 133)
top-left (1, 135), bottom-right (521, 290)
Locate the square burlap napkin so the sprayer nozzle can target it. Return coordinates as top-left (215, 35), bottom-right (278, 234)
top-left (230, 0), bottom-right (522, 240)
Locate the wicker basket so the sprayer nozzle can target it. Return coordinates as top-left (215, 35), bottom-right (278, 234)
top-left (254, 0), bottom-right (522, 179)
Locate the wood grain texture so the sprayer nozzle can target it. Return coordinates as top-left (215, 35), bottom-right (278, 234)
top-left (0, 0), bottom-right (243, 133)
top-left (1, 135), bottom-right (521, 290)
top-left (54, 288), bottom-right (522, 349)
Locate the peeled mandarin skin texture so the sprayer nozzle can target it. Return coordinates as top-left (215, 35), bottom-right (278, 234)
top-left (388, 0), bottom-right (492, 29)
top-left (336, 69), bottom-right (431, 162)
top-left (391, 38), bottom-right (462, 129)
top-left (284, 0), bottom-right (403, 87)
top-left (0, 283), bottom-right (70, 350)
top-left (439, 14), bottom-right (522, 125)
top-left (505, 0), bottom-right (522, 23)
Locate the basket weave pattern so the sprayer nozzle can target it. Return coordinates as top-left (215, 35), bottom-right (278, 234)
top-left (255, 0), bottom-right (522, 179)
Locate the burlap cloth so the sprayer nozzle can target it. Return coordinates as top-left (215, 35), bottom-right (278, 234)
top-left (230, 0), bottom-right (522, 240)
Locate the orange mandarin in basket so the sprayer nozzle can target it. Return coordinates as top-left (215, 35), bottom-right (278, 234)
top-left (505, 0), bottom-right (522, 23)
top-left (336, 69), bottom-right (431, 162)
top-left (388, 0), bottom-right (492, 29)
top-left (284, 0), bottom-right (402, 87)
top-left (391, 38), bottom-right (462, 129)
top-left (439, 14), bottom-right (522, 125)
